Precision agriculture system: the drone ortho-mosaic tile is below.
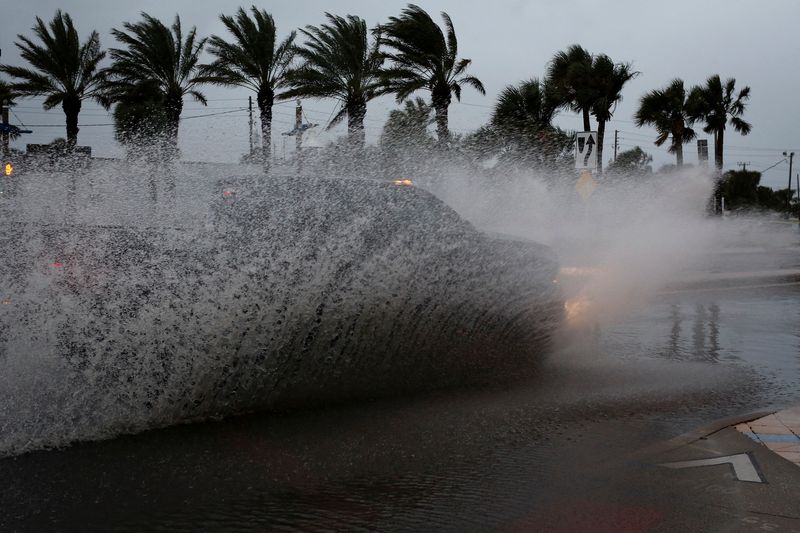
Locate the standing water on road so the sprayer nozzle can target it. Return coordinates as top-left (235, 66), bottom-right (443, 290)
top-left (1, 157), bottom-right (799, 531)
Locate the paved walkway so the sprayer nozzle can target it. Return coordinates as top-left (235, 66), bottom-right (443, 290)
top-left (736, 407), bottom-right (800, 468)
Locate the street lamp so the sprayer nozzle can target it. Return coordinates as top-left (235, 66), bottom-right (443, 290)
top-left (783, 152), bottom-right (794, 212)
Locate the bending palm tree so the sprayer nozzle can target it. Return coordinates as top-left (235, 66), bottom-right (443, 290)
top-left (381, 96), bottom-right (434, 147)
top-left (490, 78), bottom-right (571, 170)
top-left (103, 13), bottom-right (207, 156)
top-left (634, 79), bottom-right (695, 167)
top-left (381, 4), bottom-right (485, 146)
top-left (687, 75), bottom-right (751, 170)
top-left (588, 54), bottom-right (638, 174)
top-left (0, 10), bottom-right (106, 149)
top-left (491, 78), bottom-right (557, 137)
top-left (380, 97), bottom-right (434, 175)
top-left (200, 6), bottom-right (295, 172)
top-left (545, 45), bottom-right (594, 131)
top-left (112, 80), bottom-right (168, 158)
top-left (282, 13), bottom-right (382, 149)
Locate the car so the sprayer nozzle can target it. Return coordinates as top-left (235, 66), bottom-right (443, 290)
top-left (1, 173), bottom-right (563, 437)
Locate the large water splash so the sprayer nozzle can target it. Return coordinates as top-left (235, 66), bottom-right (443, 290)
top-left (0, 163), bottom-right (560, 456)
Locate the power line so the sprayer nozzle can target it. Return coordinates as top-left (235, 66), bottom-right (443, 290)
top-left (20, 122), bottom-right (114, 127)
top-left (181, 108), bottom-right (247, 120)
top-left (21, 107), bottom-right (249, 127)
top-left (760, 158), bottom-right (787, 173)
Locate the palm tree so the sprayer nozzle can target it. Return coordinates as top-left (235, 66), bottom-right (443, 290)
top-left (381, 96), bottom-right (434, 146)
top-left (0, 79), bottom-right (16, 107)
top-left (380, 4), bottom-right (485, 146)
top-left (490, 78), bottom-right (572, 171)
top-left (282, 13), bottom-right (382, 149)
top-left (588, 54), bottom-right (638, 174)
top-left (491, 78), bottom-right (557, 137)
top-left (380, 97), bottom-right (434, 175)
top-left (546, 45), bottom-right (594, 131)
top-left (1, 79), bottom-right (17, 154)
top-left (0, 10), bottom-right (106, 149)
top-left (687, 75), bottom-right (751, 170)
top-left (200, 6), bottom-right (295, 172)
top-left (112, 80), bottom-right (168, 158)
top-left (103, 13), bottom-right (207, 155)
top-left (634, 79), bottom-right (695, 167)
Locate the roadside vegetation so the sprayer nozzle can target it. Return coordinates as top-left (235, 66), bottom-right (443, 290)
top-left (2, 4), bottom-right (795, 215)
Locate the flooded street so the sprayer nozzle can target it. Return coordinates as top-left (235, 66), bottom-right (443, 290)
top-left (2, 280), bottom-right (798, 531)
top-left (4, 0), bottom-right (800, 528)
top-left (3, 164), bottom-right (800, 532)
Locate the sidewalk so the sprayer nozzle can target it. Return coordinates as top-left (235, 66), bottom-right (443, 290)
top-left (736, 407), bottom-right (800, 468)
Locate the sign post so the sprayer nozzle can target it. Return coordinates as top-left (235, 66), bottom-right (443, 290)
top-left (575, 132), bottom-right (598, 201)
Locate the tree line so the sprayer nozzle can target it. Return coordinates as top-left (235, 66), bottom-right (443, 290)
top-left (0, 5), bottom-right (751, 176)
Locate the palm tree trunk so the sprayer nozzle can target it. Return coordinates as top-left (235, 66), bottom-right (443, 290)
top-left (347, 98), bottom-right (366, 149)
top-left (596, 119), bottom-right (606, 175)
top-left (432, 88), bottom-right (451, 147)
top-left (63, 97), bottom-right (81, 151)
top-left (713, 129), bottom-right (724, 214)
top-left (582, 108), bottom-right (591, 132)
top-left (258, 88), bottom-right (274, 174)
top-left (164, 93), bottom-right (183, 159)
top-left (675, 135), bottom-right (684, 167)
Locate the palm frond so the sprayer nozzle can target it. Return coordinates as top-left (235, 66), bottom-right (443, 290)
top-left (105, 12), bottom-right (207, 104)
top-left (327, 105), bottom-right (348, 129)
top-left (283, 12), bottom-right (381, 116)
top-left (457, 75), bottom-right (485, 96)
top-left (730, 116), bottom-right (751, 135)
top-left (380, 4), bottom-right (483, 120)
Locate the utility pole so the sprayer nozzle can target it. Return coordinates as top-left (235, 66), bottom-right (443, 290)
top-left (783, 152), bottom-right (794, 212)
top-left (613, 130), bottom-right (618, 161)
top-left (295, 99), bottom-right (303, 174)
top-left (248, 96), bottom-right (254, 159)
top-left (796, 173), bottom-right (799, 223)
top-left (736, 161), bottom-right (750, 171)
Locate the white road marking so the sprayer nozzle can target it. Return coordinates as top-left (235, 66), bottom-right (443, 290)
top-left (659, 453), bottom-right (764, 483)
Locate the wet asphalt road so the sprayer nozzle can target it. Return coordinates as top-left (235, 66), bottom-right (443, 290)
top-left (1, 277), bottom-right (799, 532)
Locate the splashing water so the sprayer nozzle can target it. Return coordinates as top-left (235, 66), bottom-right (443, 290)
top-left (0, 160), bottom-right (562, 456)
top-left (428, 165), bottom-right (721, 328)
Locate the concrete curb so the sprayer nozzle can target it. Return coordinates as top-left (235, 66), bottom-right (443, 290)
top-left (632, 409), bottom-right (775, 460)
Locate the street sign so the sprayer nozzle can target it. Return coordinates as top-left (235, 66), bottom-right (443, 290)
top-left (575, 170), bottom-right (596, 201)
top-left (575, 131), bottom-right (598, 169)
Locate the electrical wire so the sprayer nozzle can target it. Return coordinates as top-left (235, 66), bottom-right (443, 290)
top-left (19, 107), bottom-right (248, 127)
top-left (761, 158), bottom-right (787, 173)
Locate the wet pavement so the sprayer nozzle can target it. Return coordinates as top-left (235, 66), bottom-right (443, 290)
top-left (0, 209), bottom-right (799, 531)
top-left (1, 274), bottom-right (799, 531)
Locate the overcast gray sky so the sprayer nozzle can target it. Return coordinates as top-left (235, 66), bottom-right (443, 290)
top-left (3, 0), bottom-right (799, 187)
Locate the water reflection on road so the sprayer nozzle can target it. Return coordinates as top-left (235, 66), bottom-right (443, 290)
top-left (602, 286), bottom-right (800, 394)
